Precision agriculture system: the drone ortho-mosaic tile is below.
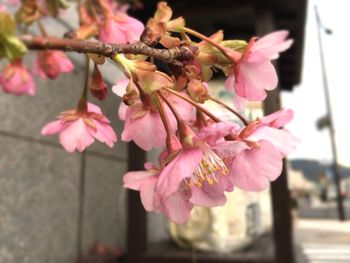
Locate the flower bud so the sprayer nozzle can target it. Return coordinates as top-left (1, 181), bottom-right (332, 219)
top-left (187, 79), bottom-right (209, 103)
top-left (90, 64), bottom-right (108, 100)
top-left (178, 121), bottom-right (196, 147)
top-left (158, 133), bottom-right (183, 167)
top-left (122, 89), bottom-right (139, 106)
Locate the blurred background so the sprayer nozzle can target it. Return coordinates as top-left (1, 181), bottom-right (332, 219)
top-left (0, 0), bottom-right (349, 263)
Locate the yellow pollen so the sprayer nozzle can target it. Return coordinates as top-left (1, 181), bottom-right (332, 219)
top-left (194, 181), bottom-right (202, 188)
top-left (190, 149), bottom-right (228, 188)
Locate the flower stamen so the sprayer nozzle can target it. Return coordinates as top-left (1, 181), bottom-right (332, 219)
top-left (191, 149), bottom-right (227, 188)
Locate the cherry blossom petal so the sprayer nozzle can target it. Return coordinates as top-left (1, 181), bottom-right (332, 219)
top-left (112, 78), bottom-right (129, 97)
top-left (247, 126), bottom-right (299, 157)
top-left (213, 140), bottom-right (250, 159)
top-left (140, 177), bottom-right (158, 211)
top-left (235, 60), bottom-right (277, 100)
top-left (156, 148), bottom-right (203, 197)
top-left (99, 18), bottom-right (127, 44)
top-left (261, 108), bottom-right (294, 128)
top-left (190, 177), bottom-right (230, 207)
top-left (87, 102), bottom-right (103, 114)
top-left (229, 140), bottom-right (283, 191)
top-left (41, 120), bottom-right (65, 136)
top-left (92, 120), bottom-right (117, 147)
top-left (123, 170), bottom-right (158, 190)
top-left (197, 121), bottom-right (240, 146)
top-left (59, 119), bottom-right (95, 152)
top-left (161, 191), bottom-right (193, 224)
top-left (250, 30), bottom-right (293, 61)
top-left (118, 103), bottom-right (128, 121)
top-left (121, 108), bottom-right (167, 151)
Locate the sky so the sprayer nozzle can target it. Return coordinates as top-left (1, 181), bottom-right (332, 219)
top-left (281, 0), bottom-right (350, 166)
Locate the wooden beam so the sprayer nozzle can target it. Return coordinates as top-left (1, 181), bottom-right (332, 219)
top-left (254, 4), bottom-right (295, 263)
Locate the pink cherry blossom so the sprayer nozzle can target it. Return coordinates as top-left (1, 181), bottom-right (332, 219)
top-left (224, 139), bottom-right (283, 191)
top-left (123, 161), bottom-right (193, 224)
top-left (122, 122), bottom-right (238, 223)
top-left (225, 31), bottom-right (293, 106)
top-left (218, 109), bottom-right (297, 191)
top-left (123, 162), bottom-right (160, 212)
top-left (33, 50), bottom-right (74, 79)
top-left (114, 78), bottom-right (166, 150)
top-left (98, 12), bottom-right (144, 44)
top-left (0, 61), bottom-right (35, 96)
top-left (157, 123), bottom-right (235, 209)
top-left (120, 102), bottom-right (170, 151)
top-left (113, 77), bottom-right (193, 151)
top-left (241, 108), bottom-right (299, 157)
top-left (41, 102), bottom-right (117, 152)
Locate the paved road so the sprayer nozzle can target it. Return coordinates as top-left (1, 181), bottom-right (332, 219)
top-left (301, 243), bottom-right (350, 263)
top-left (295, 219), bottom-right (350, 263)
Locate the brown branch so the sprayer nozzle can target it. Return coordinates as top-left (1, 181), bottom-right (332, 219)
top-left (18, 35), bottom-right (197, 64)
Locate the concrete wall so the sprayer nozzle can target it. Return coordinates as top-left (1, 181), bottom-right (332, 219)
top-left (0, 58), bottom-right (128, 262)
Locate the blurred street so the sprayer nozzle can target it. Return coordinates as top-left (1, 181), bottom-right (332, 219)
top-left (298, 199), bottom-right (350, 219)
top-left (294, 197), bottom-right (350, 263)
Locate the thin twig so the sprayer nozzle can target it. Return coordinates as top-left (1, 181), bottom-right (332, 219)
top-left (19, 35), bottom-right (197, 64)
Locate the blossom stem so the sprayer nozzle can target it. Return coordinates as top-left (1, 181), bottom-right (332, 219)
top-left (77, 0), bottom-right (82, 24)
top-left (77, 55), bottom-right (90, 113)
top-left (36, 20), bottom-right (48, 37)
top-left (209, 96), bottom-right (249, 125)
top-left (154, 92), bottom-right (172, 137)
top-left (19, 35), bottom-right (196, 64)
top-left (163, 87), bottom-right (220, 122)
top-left (183, 27), bottom-right (233, 63)
top-left (195, 110), bottom-right (208, 129)
top-left (157, 90), bottom-right (181, 124)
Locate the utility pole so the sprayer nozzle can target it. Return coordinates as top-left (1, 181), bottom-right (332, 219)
top-left (314, 5), bottom-right (346, 221)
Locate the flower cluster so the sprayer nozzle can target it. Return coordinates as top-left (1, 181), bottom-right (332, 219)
top-left (0, 1), bottom-right (298, 224)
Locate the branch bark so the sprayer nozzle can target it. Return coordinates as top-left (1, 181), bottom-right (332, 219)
top-left (18, 35), bottom-right (196, 64)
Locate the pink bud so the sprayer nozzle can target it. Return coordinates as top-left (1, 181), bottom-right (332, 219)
top-left (34, 51), bottom-right (74, 79)
top-left (0, 61), bottom-right (35, 96)
top-left (90, 64), bottom-right (108, 100)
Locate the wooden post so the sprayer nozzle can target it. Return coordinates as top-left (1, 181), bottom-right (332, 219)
top-left (126, 142), bottom-right (147, 263)
top-left (255, 5), bottom-right (295, 263)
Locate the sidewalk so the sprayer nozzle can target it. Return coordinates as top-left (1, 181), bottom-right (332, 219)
top-left (294, 218), bottom-right (350, 263)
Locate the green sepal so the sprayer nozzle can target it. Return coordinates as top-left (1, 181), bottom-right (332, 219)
top-left (1, 34), bottom-right (27, 61)
top-left (220, 40), bottom-right (247, 52)
top-left (58, 0), bottom-right (70, 9)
